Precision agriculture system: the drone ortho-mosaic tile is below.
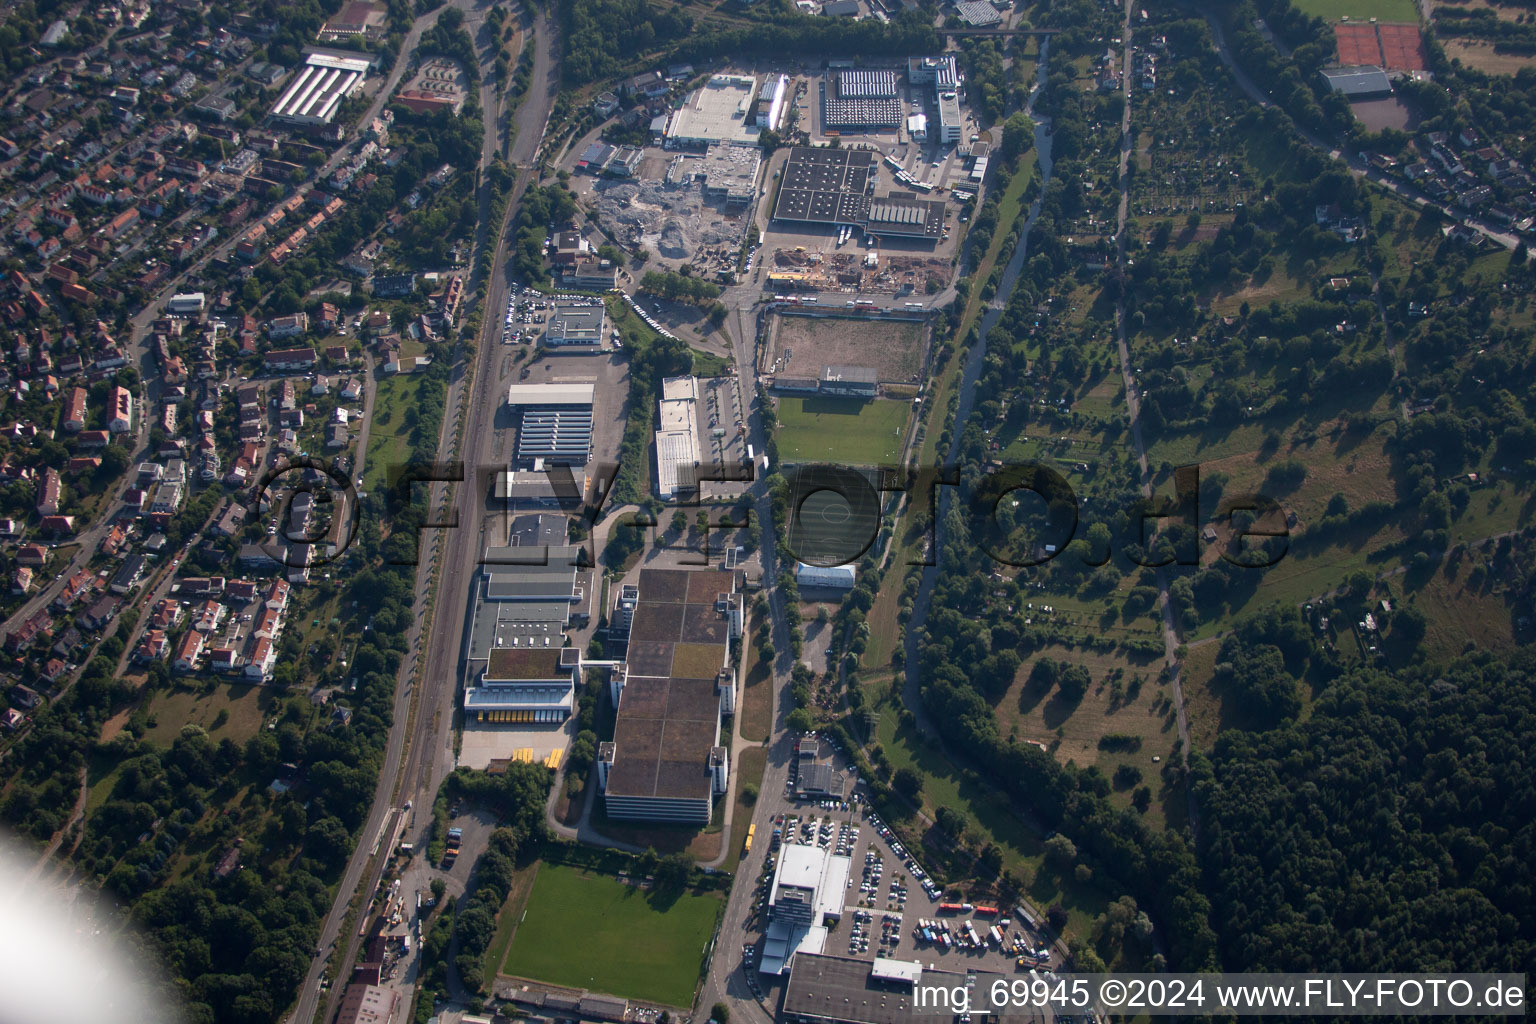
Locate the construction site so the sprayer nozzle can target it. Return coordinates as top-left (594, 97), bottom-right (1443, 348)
top-left (588, 173), bottom-right (751, 279)
top-left (761, 310), bottom-right (931, 388)
top-left (766, 246), bottom-right (951, 298)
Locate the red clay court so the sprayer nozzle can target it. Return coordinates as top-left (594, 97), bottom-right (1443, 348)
top-left (1377, 23), bottom-right (1427, 71)
top-left (1334, 22), bottom-right (1385, 67)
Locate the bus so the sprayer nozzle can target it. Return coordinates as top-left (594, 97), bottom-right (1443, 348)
top-left (744, 823), bottom-right (757, 854)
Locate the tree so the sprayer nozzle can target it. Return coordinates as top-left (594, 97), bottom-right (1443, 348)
top-left (712, 1003), bottom-right (731, 1024)
top-left (1069, 936), bottom-right (1107, 972)
top-left (655, 851), bottom-right (691, 891)
top-left (892, 767), bottom-right (922, 801)
top-left (934, 805), bottom-right (968, 840)
top-left (1000, 112), bottom-right (1035, 163)
top-left (740, 783), bottom-right (758, 805)
top-left (786, 708), bottom-right (814, 733)
top-left (1219, 643), bottom-right (1300, 724)
top-left (1044, 833), bottom-right (1077, 866)
top-left (671, 510), bottom-right (688, 534)
top-left (1046, 904), bottom-right (1069, 933)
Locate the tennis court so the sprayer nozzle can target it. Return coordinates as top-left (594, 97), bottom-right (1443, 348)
top-left (1334, 23), bottom-right (1384, 66)
top-left (1378, 23), bottom-right (1427, 70)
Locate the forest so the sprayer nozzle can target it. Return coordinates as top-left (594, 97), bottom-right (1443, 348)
top-left (1194, 649), bottom-right (1536, 975)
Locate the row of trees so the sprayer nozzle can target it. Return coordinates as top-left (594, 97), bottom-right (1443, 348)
top-left (448, 767), bottom-right (552, 994)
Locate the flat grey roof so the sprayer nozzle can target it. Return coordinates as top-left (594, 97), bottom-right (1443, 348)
top-left (510, 513), bottom-right (569, 548)
top-left (1320, 65), bottom-right (1392, 96)
top-left (505, 382), bottom-right (595, 406)
top-left (784, 953), bottom-right (1043, 1024)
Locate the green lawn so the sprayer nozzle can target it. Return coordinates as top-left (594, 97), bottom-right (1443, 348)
top-left (775, 396), bottom-right (911, 466)
top-left (362, 374), bottom-right (419, 492)
top-left (1289, 0), bottom-right (1417, 20)
top-left (501, 864), bottom-right (719, 1006)
top-left (141, 683), bottom-right (275, 747)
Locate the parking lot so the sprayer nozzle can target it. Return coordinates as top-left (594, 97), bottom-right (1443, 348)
top-left (502, 286), bottom-right (611, 351)
top-left (738, 735), bottom-right (1055, 988)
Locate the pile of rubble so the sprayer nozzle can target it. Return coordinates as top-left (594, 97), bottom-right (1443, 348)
top-left (591, 178), bottom-right (741, 262)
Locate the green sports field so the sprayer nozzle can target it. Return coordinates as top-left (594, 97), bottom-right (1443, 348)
top-left (775, 396), bottom-right (911, 466)
top-left (1289, 0), bottom-right (1417, 22)
top-left (500, 864), bottom-right (720, 1006)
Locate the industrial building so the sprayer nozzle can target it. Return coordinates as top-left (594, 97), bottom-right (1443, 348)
top-left (505, 382), bottom-right (595, 466)
top-left (655, 376), bottom-right (702, 500)
top-left (935, 89), bottom-right (963, 143)
top-left (774, 146), bottom-right (875, 226)
top-left (596, 568), bottom-right (743, 824)
top-left (760, 843), bottom-right (853, 975)
top-left (464, 537), bottom-right (591, 672)
top-left (955, 0), bottom-right (1004, 27)
top-left (544, 304), bottom-right (606, 349)
top-left (466, 645), bottom-right (581, 725)
top-left (908, 54), bottom-right (965, 143)
top-left (757, 74), bottom-right (789, 130)
top-left (835, 69), bottom-right (899, 98)
top-left (699, 144), bottom-right (763, 205)
top-left (664, 74), bottom-right (762, 148)
top-left (270, 53), bottom-right (371, 126)
top-left (907, 55), bottom-right (960, 90)
top-left (495, 467), bottom-right (588, 509)
top-left (781, 953), bottom-right (1041, 1024)
top-left (773, 147), bottom-right (946, 244)
top-left (823, 71), bottom-right (904, 130)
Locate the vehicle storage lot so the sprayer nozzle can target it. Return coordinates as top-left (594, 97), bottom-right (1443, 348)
top-left (742, 741), bottom-right (1052, 982)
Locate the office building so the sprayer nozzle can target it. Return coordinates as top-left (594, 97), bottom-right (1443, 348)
top-left (544, 304), bottom-right (606, 348)
top-left (596, 568), bottom-right (743, 823)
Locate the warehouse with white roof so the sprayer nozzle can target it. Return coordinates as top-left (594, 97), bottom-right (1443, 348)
top-left (655, 376), bottom-right (701, 499)
top-left (270, 53), bottom-right (371, 126)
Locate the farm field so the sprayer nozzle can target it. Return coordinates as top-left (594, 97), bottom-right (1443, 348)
top-left (775, 395), bottom-right (910, 466)
top-left (766, 312), bottom-right (928, 385)
top-left (500, 863), bottom-right (719, 1006)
